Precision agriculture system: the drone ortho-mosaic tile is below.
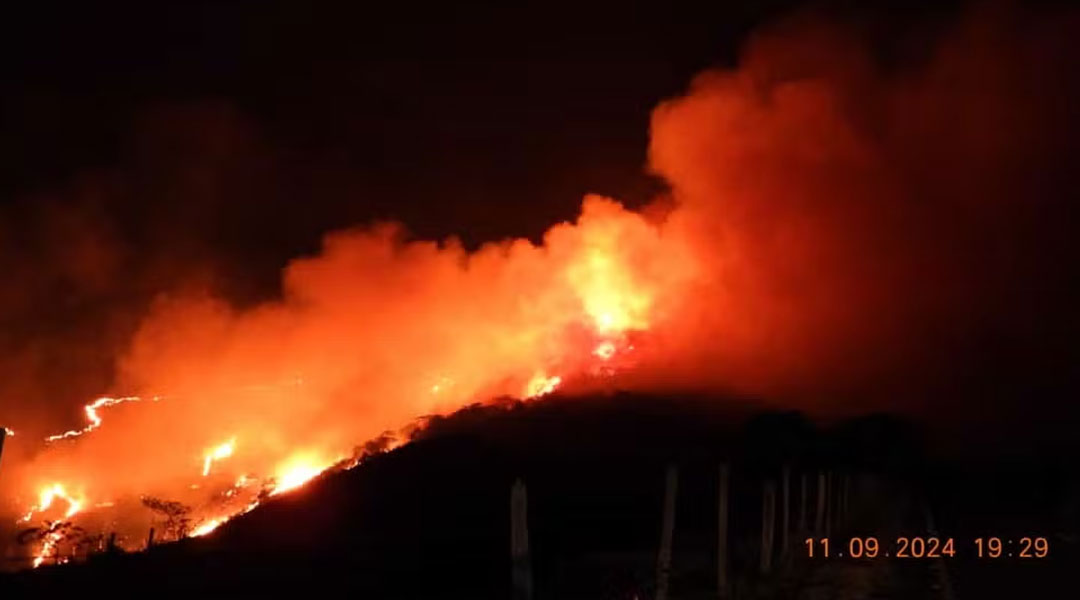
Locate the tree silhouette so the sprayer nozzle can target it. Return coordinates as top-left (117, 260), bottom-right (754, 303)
top-left (141, 497), bottom-right (193, 540)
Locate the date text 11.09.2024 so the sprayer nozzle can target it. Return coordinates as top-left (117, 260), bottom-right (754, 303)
top-left (804, 536), bottom-right (1049, 559)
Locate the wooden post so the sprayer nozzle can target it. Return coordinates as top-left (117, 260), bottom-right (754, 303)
top-left (718, 463), bottom-right (730, 598)
top-left (147, 527), bottom-right (155, 549)
top-left (824, 471), bottom-right (833, 538)
top-left (760, 481), bottom-right (776, 574)
top-left (798, 472), bottom-right (808, 534)
top-left (656, 464), bottom-right (678, 600)
top-left (842, 473), bottom-right (851, 522)
top-left (781, 465), bottom-right (790, 561)
top-left (838, 470), bottom-right (846, 526)
top-left (814, 471), bottom-right (827, 537)
top-left (510, 479), bottom-right (533, 600)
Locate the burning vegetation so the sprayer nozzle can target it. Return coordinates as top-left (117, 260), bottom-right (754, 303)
top-left (1, 3), bottom-right (1078, 571)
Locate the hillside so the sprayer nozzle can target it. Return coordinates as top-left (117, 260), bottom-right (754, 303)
top-left (2, 392), bottom-right (1075, 598)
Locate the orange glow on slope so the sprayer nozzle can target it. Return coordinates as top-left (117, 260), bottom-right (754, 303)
top-left (190, 518), bottom-right (225, 537)
top-left (270, 455), bottom-right (328, 496)
top-left (524, 373), bottom-right (562, 399)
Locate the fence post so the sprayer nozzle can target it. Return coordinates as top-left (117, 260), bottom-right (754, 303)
top-left (781, 465), bottom-right (790, 561)
top-left (761, 481), bottom-right (776, 574)
top-left (814, 471), bottom-right (827, 537)
top-left (825, 471), bottom-right (833, 538)
top-left (798, 472), bottom-right (808, 534)
top-left (718, 463), bottom-right (730, 598)
top-left (834, 471), bottom-right (844, 528)
top-left (842, 472), bottom-right (851, 523)
top-left (657, 464), bottom-right (678, 600)
top-left (510, 479), bottom-right (533, 600)
top-left (147, 527), bottom-right (155, 550)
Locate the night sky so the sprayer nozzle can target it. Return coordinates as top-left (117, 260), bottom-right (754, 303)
top-left (2, 1), bottom-right (968, 264)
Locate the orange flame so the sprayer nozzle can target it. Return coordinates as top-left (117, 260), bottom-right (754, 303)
top-left (24, 484), bottom-right (85, 568)
top-left (41, 484), bottom-right (83, 519)
top-left (269, 454), bottom-right (330, 496)
top-left (201, 438), bottom-right (236, 477)
top-left (44, 396), bottom-right (151, 442)
top-left (190, 518), bottom-right (225, 537)
top-left (524, 373), bottom-right (562, 399)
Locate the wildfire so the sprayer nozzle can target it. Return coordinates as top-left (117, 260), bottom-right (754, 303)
top-left (568, 243), bottom-right (652, 335)
top-left (524, 373), bottom-right (562, 399)
top-left (270, 455), bottom-right (328, 496)
top-left (22, 484), bottom-right (85, 568)
top-left (28, 484), bottom-right (84, 520)
top-left (202, 438), bottom-right (237, 477)
top-left (190, 518), bottom-right (225, 537)
top-left (8, 190), bottom-right (664, 569)
top-left (0, 8), bottom-right (1068, 577)
top-left (45, 396), bottom-right (149, 442)
top-left (32, 540), bottom-right (58, 568)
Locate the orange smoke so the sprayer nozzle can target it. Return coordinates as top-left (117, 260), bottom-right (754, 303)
top-left (2, 3), bottom-right (1078, 566)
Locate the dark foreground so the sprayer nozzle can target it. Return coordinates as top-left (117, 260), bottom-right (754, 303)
top-left (2, 392), bottom-right (1077, 598)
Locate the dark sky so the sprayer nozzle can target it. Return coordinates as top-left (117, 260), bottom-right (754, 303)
top-left (3, 1), bottom-right (771, 248)
top-left (0, 1), bottom-right (966, 263)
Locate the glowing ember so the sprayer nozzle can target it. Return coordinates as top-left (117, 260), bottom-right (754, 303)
top-left (32, 539), bottom-right (57, 568)
top-left (3, 427), bottom-right (14, 436)
top-left (202, 438), bottom-right (237, 477)
top-left (524, 373), bottom-right (562, 399)
top-left (593, 341), bottom-right (617, 360)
